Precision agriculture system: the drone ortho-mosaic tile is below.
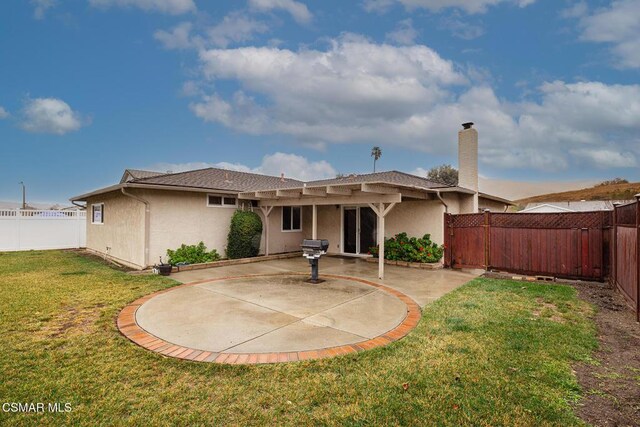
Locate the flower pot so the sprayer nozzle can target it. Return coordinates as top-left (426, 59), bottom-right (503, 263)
top-left (156, 264), bottom-right (172, 276)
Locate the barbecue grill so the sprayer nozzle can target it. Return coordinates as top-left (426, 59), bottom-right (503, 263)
top-left (301, 239), bottom-right (329, 283)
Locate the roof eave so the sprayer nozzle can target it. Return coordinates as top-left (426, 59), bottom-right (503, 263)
top-left (70, 182), bottom-right (241, 202)
top-left (478, 192), bottom-right (515, 205)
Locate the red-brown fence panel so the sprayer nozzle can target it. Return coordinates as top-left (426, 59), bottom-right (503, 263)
top-left (444, 213), bottom-right (485, 269)
top-left (615, 226), bottom-right (637, 303)
top-left (445, 201), bottom-right (640, 321)
top-left (444, 210), bottom-right (611, 281)
top-left (612, 200), bottom-right (639, 321)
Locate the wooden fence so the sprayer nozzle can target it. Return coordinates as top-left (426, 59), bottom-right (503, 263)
top-left (444, 211), bottom-right (612, 281)
top-left (611, 200), bottom-right (639, 321)
top-left (444, 205), bottom-right (640, 321)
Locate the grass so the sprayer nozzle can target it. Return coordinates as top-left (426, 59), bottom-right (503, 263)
top-left (0, 251), bottom-right (597, 426)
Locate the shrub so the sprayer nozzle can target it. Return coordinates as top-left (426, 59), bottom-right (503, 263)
top-left (166, 242), bottom-right (220, 266)
top-left (369, 232), bottom-right (444, 263)
top-left (226, 210), bottom-right (263, 259)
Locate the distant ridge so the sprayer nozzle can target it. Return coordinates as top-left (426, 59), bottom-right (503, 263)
top-left (516, 182), bottom-right (640, 206)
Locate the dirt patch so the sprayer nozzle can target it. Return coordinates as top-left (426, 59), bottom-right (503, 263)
top-left (70, 249), bottom-right (134, 272)
top-left (532, 298), bottom-right (565, 323)
top-left (37, 305), bottom-right (101, 338)
top-left (571, 281), bottom-right (640, 427)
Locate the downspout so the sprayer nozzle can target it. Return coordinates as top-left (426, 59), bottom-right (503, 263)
top-left (71, 201), bottom-right (86, 209)
top-left (121, 187), bottom-right (150, 268)
top-left (434, 190), bottom-right (448, 213)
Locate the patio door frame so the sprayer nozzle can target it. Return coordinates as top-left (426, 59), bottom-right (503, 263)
top-left (340, 205), bottom-right (377, 256)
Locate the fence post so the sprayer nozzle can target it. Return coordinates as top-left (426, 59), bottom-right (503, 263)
top-left (636, 196), bottom-right (640, 322)
top-left (611, 207), bottom-right (617, 289)
top-left (484, 210), bottom-right (491, 269)
top-left (443, 212), bottom-right (450, 268)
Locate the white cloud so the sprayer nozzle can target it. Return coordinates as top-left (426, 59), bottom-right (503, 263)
top-left (577, 0), bottom-right (640, 69)
top-left (154, 12), bottom-right (269, 51)
top-left (89, 0), bottom-right (196, 15)
top-left (187, 36), bottom-right (640, 172)
top-left (363, 0), bottom-right (396, 13)
top-left (248, 0), bottom-right (312, 24)
top-left (207, 11), bottom-right (270, 48)
top-left (439, 17), bottom-right (485, 39)
top-left (363, 0), bottom-right (535, 14)
top-left (148, 152), bottom-right (337, 181)
top-left (385, 19), bottom-right (418, 45)
top-left (20, 98), bottom-right (86, 135)
top-left (32, 0), bottom-right (56, 19)
top-left (0, 106), bottom-right (9, 119)
top-left (154, 22), bottom-right (198, 50)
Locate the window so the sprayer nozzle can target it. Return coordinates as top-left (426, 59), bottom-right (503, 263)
top-left (282, 206), bottom-right (302, 231)
top-left (91, 203), bottom-right (104, 224)
top-left (207, 194), bottom-right (237, 207)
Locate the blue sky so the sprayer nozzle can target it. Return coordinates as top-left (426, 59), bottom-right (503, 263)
top-left (0, 0), bottom-right (638, 204)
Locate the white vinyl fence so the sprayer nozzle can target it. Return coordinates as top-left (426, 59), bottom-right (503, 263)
top-left (0, 210), bottom-right (86, 251)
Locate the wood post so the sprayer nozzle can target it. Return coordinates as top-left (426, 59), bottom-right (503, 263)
top-left (368, 202), bottom-right (397, 280)
top-left (378, 204), bottom-right (385, 280)
top-left (636, 196), bottom-right (640, 322)
top-left (611, 207), bottom-right (617, 289)
top-left (260, 206), bottom-right (274, 256)
top-left (443, 213), bottom-right (450, 268)
top-left (312, 204), bottom-right (317, 240)
top-left (484, 210), bottom-right (491, 270)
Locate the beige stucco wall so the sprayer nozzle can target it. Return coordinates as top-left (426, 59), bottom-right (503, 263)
top-left (137, 189), bottom-right (237, 266)
top-left (260, 206), bottom-right (312, 254)
top-left (83, 188), bottom-right (508, 269)
top-left (313, 198), bottom-right (451, 255)
top-left (385, 199), bottom-right (447, 244)
top-left (85, 191), bottom-right (146, 269)
top-left (316, 205), bottom-right (342, 254)
top-left (85, 189), bottom-right (312, 269)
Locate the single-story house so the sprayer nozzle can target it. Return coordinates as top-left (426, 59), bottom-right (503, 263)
top-left (520, 200), bottom-right (634, 213)
top-left (71, 123), bottom-right (512, 278)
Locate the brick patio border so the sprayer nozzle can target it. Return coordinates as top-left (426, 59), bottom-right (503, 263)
top-left (116, 273), bottom-right (421, 364)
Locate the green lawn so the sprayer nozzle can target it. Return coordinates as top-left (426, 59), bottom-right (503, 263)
top-left (0, 251), bottom-right (597, 426)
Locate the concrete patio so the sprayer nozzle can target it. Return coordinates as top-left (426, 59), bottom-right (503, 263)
top-left (170, 256), bottom-right (482, 307)
top-left (126, 256), bottom-right (482, 363)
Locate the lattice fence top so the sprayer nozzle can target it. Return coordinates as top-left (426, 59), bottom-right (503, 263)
top-left (449, 213), bottom-right (484, 228)
top-left (491, 212), bottom-right (610, 229)
top-left (615, 201), bottom-right (637, 226)
top-left (0, 209), bottom-right (85, 219)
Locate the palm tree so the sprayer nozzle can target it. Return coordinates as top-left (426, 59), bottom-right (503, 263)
top-left (371, 146), bottom-right (382, 172)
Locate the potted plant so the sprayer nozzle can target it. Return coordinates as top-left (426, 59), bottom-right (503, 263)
top-left (155, 257), bottom-right (172, 276)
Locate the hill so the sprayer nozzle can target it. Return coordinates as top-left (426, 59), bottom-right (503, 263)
top-left (516, 182), bottom-right (640, 206)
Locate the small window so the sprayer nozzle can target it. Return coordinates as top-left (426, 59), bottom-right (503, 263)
top-left (207, 194), bottom-right (237, 207)
top-left (92, 203), bottom-right (104, 224)
top-left (282, 206), bottom-right (302, 231)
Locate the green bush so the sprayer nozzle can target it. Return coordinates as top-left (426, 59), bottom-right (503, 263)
top-left (369, 232), bottom-right (443, 263)
top-left (166, 242), bottom-right (220, 266)
top-left (226, 210), bottom-right (263, 259)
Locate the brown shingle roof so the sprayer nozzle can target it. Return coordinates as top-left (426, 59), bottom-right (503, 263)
top-left (305, 171), bottom-right (447, 190)
top-left (131, 167), bottom-right (304, 192)
top-left (120, 169), bottom-right (164, 183)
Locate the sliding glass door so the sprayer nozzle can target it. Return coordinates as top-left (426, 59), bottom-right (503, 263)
top-left (342, 206), bottom-right (377, 255)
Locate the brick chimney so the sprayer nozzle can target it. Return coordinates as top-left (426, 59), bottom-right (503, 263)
top-left (458, 122), bottom-right (479, 212)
